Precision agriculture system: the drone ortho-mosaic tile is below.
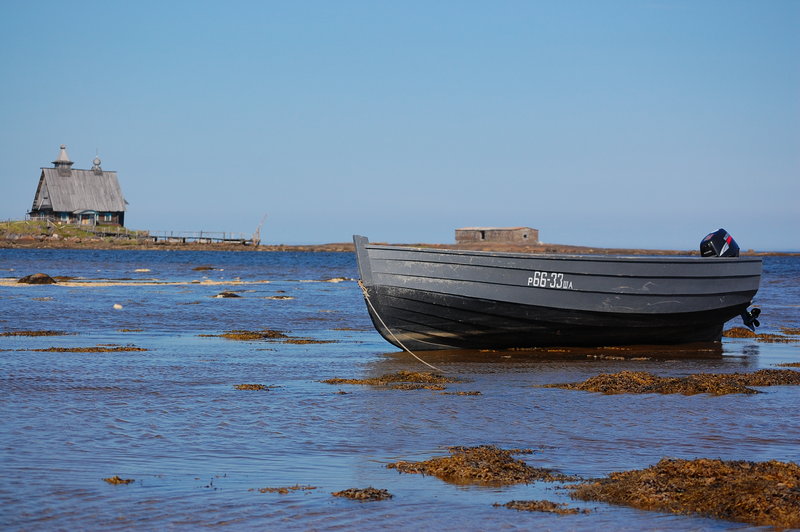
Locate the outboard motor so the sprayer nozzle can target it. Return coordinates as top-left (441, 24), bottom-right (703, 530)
top-left (699, 229), bottom-right (760, 330)
top-left (700, 228), bottom-right (740, 257)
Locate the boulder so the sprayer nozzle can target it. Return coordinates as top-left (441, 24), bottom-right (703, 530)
top-left (214, 291), bottom-right (241, 298)
top-left (18, 273), bottom-right (57, 285)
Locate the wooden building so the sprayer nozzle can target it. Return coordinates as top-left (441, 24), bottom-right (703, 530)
top-left (455, 227), bottom-right (539, 244)
top-left (29, 145), bottom-right (127, 226)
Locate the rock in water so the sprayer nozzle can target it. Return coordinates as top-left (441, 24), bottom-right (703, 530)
top-left (18, 273), bottom-right (57, 285)
top-left (215, 291), bottom-right (241, 298)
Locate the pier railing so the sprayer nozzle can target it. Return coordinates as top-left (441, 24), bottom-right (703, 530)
top-left (144, 230), bottom-right (254, 245)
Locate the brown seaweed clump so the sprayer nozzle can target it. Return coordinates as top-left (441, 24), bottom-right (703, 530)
top-left (220, 329), bottom-right (289, 341)
top-left (753, 333), bottom-right (800, 343)
top-left (389, 382), bottom-right (447, 391)
top-left (495, 499), bottom-right (589, 515)
top-left (722, 326), bottom-right (757, 338)
top-left (723, 327), bottom-right (799, 343)
top-left (387, 445), bottom-right (575, 486)
top-left (322, 371), bottom-right (462, 391)
top-left (570, 458), bottom-right (800, 528)
top-left (252, 485), bottom-right (317, 494)
top-left (234, 384), bottom-right (269, 391)
top-left (1, 330), bottom-right (69, 337)
top-left (214, 329), bottom-right (336, 344)
top-left (33, 345), bottom-right (148, 353)
top-left (545, 369), bottom-right (800, 395)
top-left (282, 338), bottom-right (338, 345)
top-left (332, 487), bottom-right (392, 501)
top-left (103, 475), bottom-right (134, 485)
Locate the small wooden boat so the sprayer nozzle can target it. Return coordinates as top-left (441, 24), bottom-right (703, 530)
top-left (353, 235), bottom-right (762, 351)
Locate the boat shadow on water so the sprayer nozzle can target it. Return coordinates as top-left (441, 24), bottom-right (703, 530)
top-left (375, 342), bottom-right (727, 365)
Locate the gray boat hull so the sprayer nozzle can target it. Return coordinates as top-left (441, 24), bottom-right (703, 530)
top-left (353, 235), bottom-right (762, 351)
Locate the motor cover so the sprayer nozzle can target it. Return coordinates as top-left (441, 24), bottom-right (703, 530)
top-left (700, 228), bottom-right (740, 257)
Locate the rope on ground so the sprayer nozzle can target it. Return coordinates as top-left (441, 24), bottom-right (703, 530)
top-left (358, 280), bottom-right (444, 373)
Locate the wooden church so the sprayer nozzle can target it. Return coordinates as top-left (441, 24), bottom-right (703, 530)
top-left (29, 145), bottom-right (127, 226)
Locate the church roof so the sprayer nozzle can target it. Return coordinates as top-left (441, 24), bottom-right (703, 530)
top-left (32, 165), bottom-right (126, 213)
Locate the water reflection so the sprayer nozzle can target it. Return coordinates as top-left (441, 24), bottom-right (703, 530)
top-left (377, 342), bottom-right (726, 365)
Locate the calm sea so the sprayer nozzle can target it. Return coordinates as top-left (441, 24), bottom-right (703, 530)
top-left (1, 249), bottom-right (798, 530)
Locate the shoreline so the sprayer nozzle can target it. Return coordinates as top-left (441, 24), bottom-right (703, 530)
top-left (1, 237), bottom-right (796, 256)
top-left (2, 221), bottom-right (795, 255)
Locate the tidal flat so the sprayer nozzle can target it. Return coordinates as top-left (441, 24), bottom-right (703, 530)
top-left (1, 249), bottom-right (799, 530)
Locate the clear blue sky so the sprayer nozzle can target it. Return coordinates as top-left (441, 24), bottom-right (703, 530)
top-left (1, 1), bottom-right (798, 250)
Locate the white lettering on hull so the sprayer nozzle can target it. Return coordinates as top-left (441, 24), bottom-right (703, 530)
top-left (527, 271), bottom-right (574, 290)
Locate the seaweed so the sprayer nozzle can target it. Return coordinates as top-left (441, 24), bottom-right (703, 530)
top-left (569, 458), bottom-right (800, 528)
top-left (234, 384), bottom-right (269, 391)
top-left (332, 487), bottom-right (392, 501)
top-left (219, 329), bottom-right (288, 341)
top-left (494, 499), bottom-right (589, 515)
top-left (282, 338), bottom-right (338, 345)
top-left (387, 445), bottom-right (575, 486)
top-left (252, 485), bottom-right (317, 494)
top-left (723, 327), bottom-right (799, 343)
top-left (33, 345), bottom-right (148, 353)
top-left (1, 330), bottom-right (70, 337)
top-left (103, 475), bottom-right (134, 485)
top-left (545, 369), bottom-right (800, 395)
top-left (722, 327), bottom-right (757, 338)
top-left (322, 371), bottom-right (460, 386)
top-left (213, 329), bottom-right (335, 344)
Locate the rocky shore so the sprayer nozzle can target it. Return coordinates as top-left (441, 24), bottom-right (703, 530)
top-left (0, 221), bottom-right (794, 255)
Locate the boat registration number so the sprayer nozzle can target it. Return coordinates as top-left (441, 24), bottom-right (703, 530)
top-left (527, 271), bottom-right (573, 290)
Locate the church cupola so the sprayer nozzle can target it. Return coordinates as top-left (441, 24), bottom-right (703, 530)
top-left (52, 144), bottom-right (74, 176)
top-left (91, 155), bottom-right (103, 174)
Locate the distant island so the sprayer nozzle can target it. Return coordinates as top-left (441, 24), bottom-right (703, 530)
top-left (0, 220), bottom-right (793, 256)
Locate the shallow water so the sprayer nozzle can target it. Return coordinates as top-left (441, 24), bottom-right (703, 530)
top-left (1, 250), bottom-right (798, 530)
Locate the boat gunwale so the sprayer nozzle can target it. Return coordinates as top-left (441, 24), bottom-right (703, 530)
top-left (363, 243), bottom-right (763, 265)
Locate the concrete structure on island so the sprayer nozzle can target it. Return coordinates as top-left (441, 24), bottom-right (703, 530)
top-left (455, 227), bottom-right (539, 245)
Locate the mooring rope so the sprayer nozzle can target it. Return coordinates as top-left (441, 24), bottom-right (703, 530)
top-left (357, 280), bottom-right (444, 372)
